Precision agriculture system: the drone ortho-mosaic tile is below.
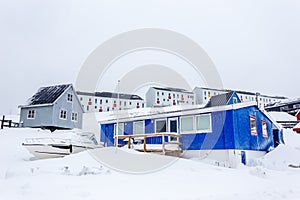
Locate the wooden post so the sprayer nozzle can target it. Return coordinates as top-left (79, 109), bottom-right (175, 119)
top-left (162, 133), bottom-right (165, 154)
top-left (1, 115), bottom-right (4, 129)
top-left (8, 120), bottom-right (12, 128)
top-left (143, 135), bottom-right (146, 152)
top-left (128, 136), bottom-right (131, 149)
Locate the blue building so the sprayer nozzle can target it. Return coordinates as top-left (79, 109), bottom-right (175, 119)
top-left (19, 84), bottom-right (83, 132)
top-left (99, 92), bottom-right (283, 167)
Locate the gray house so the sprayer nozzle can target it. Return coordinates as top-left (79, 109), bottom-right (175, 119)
top-left (19, 84), bottom-right (83, 132)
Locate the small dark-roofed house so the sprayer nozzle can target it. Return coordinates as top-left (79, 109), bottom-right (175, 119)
top-left (19, 84), bottom-right (83, 132)
top-left (205, 91), bottom-right (241, 108)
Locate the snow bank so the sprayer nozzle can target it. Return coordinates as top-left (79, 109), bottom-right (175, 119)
top-left (1, 127), bottom-right (300, 200)
top-left (249, 129), bottom-right (300, 170)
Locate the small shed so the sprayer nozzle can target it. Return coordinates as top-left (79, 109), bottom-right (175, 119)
top-left (19, 84), bottom-right (83, 132)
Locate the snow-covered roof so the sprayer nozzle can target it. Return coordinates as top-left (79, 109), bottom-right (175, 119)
top-left (293, 122), bottom-right (300, 130)
top-left (97, 101), bottom-right (257, 124)
top-left (267, 111), bottom-right (297, 121)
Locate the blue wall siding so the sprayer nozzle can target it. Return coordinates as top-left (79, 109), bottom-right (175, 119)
top-left (227, 93), bottom-right (241, 104)
top-left (145, 119), bottom-right (154, 134)
top-left (101, 124), bottom-right (114, 147)
top-left (124, 122), bottom-right (133, 135)
top-left (100, 124), bottom-right (106, 143)
top-left (181, 111), bottom-right (232, 150)
top-left (234, 106), bottom-right (274, 151)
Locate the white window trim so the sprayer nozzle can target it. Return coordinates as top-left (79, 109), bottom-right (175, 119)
top-left (60, 109), bottom-right (67, 120)
top-left (71, 112), bottom-right (78, 122)
top-left (180, 115), bottom-right (195, 134)
top-left (67, 93), bottom-right (73, 103)
top-left (195, 113), bottom-right (212, 133)
top-left (133, 121), bottom-right (145, 135)
top-left (27, 109), bottom-right (36, 119)
top-left (250, 116), bottom-right (258, 136)
top-left (155, 118), bottom-right (168, 133)
top-left (261, 120), bottom-right (268, 138)
top-left (114, 123), bottom-right (124, 136)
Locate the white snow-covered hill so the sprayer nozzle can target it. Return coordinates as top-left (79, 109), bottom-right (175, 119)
top-left (1, 127), bottom-right (300, 200)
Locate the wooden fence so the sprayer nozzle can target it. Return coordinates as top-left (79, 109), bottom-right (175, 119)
top-left (0, 115), bottom-right (19, 129)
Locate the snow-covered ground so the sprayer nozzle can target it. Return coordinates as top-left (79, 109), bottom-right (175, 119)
top-left (1, 128), bottom-right (300, 200)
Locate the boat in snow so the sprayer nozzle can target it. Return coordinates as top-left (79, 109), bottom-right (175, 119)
top-left (22, 132), bottom-right (101, 159)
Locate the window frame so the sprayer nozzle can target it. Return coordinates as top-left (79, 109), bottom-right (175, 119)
top-left (27, 109), bottom-right (36, 119)
top-left (155, 119), bottom-right (167, 133)
top-left (195, 113), bottom-right (212, 133)
top-left (114, 123), bottom-right (124, 136)
top-left (133, 121), bottom-right (145, 135)
top-left (71, 112), bottom-right (78, 122)
top-left (180, 115), bottom-right (195, 134)
top-left (60, 109), bottom-right (67, 120)
top-left (67, 93), bottom-right (73, 102)
top-left (261, 120), bottom-right (268, 138)
top-left (250, 116), bottom-right (257, 136)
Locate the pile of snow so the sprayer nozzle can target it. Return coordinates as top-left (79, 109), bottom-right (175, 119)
top-left (249, 129), bottom-right (300, 170)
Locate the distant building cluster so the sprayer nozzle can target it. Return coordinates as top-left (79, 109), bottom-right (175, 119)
top-left (193, 87), bottom-right (287, 109)
top-left (77, 91), bottom-right (145, 113)
top-left (146, 87), bottom-right (195, 107)
top-left (265, 98), bottom-right (300, 116)
top-left (17, 83), bottom-right (289, 132)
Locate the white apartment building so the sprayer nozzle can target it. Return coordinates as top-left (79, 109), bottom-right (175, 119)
top-left (193, 87), bottom-right (287, 108)
top-left (146, 87), bottom-right (195, 107)
top-left (77, 91), bottom-right (145, 113)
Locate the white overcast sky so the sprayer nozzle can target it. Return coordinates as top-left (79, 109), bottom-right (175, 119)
top-left (0, 0), bottom-right (299, 115)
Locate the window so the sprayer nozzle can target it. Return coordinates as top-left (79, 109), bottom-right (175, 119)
top-left (71, 112), bottom-right (78, 121)
top-left (95, 98), bottom-right (97, 104)
top-left (119, 101), bottom-right (122, 106)
top-left (60, 110), bottom-right (67, 119)
top-left (114, 123), bottom-right (124, 136)
top-left (89, 98), bottom-right (92, 102)
top-left (156, 119), bottom-right (167, 133)
top-left (196, 114), bottom-right (212, 132)
top-left (27, 110), bottom-right (35, 119)
top-left (180, 116), bottom-right (194, 133)
top-left (133, 121), bottom-right (144, 135)
top-left (262, 120), bottom-right (268, 138)
top-left (80, 97), bottom-right (83, 101)
top-left (293, 104), bottom-right (300, 109)
top-left (100, 99), bottom-right (102, 104)
top-left (129, 102), bottom-right (132, 105)
top-left (106, 99), bottom-right (108, 103)
top-left (162, 92), bottom-right (164, 95)
top-left (95, 105), bottom-right (97, 109)
top-left (87, 106), bottom-right (89, 111)
top-left (250, 116), bottom-right (257, 135)
top-left (67, 94), bottom-right (73, 102)
top-left (107, 107), bottom-right (110, 111)
top-left (124, 101), bottom-right (127, 106)
top-left (157, 91), bottom-right (159, 96)
top-left (233, 97), bottom-right (238, 104)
